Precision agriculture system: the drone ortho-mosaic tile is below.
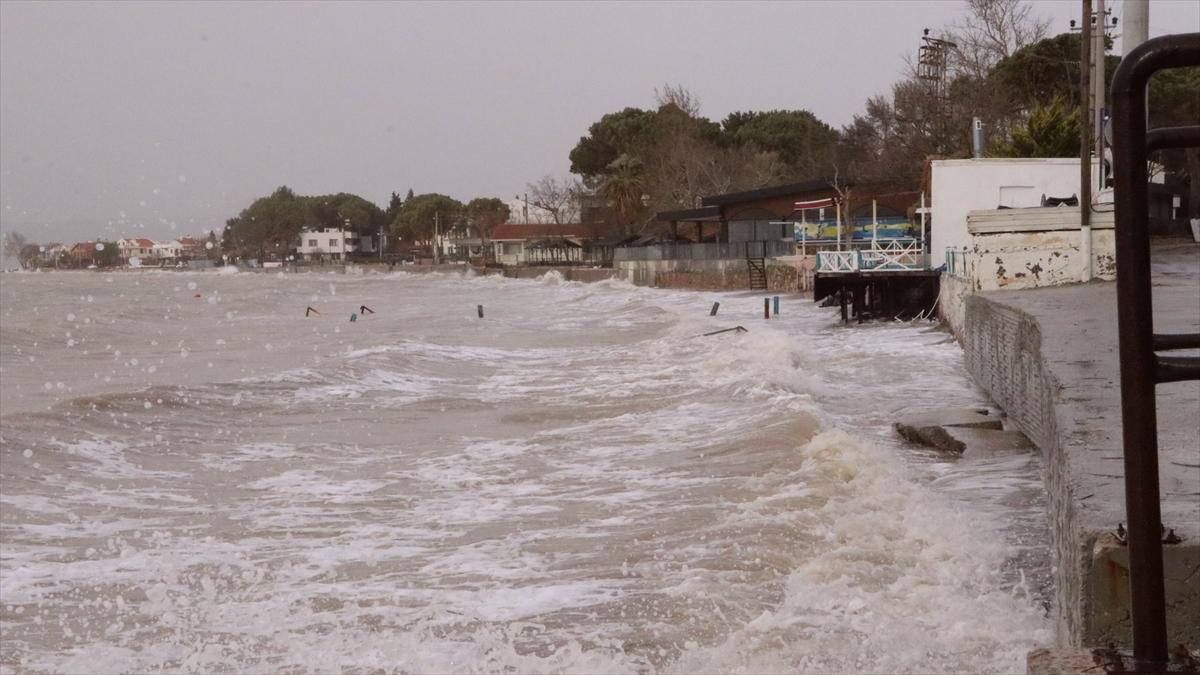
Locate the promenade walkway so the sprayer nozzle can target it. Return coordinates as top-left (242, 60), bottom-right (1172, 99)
top-left (963, 240), bottom-right (1199, 649)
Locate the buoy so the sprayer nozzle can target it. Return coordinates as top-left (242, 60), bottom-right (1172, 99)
top-left (773, 296), bottom-right (780, 316)
top-left (350, 313), bottom-right (357, 322)
top-left (710, 302), bottom-right (720, 316)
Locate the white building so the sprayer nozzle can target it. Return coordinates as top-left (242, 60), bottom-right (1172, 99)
top-left (118, 238), bottom-right (156, 262)
top-left (153, 240), bottom-right (182, 261)
top-left (931, 158), bottom-right (1102, 267)
top-left (296, 228), bottom-right (375, 261)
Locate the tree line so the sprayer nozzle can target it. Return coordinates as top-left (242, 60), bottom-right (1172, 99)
top-left (217, 0), bottom-right (1196, 256)
top-left (568, 0), bottom-right (1198, 234)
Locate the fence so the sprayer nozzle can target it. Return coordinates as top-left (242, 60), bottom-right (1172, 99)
top-left (612, 239), bottom-right (796, 262)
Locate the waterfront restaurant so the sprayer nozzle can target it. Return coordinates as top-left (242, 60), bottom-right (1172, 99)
top-left (656, 178), bottom-right (923, 247)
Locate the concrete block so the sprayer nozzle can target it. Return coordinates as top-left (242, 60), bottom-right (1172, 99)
top-left (1025, 648), bottom-right (1099, 675)
top-left (947, 426), bottom-right (1036, 457)
top-left (893, 408), bottom-right (1003, 452)
top-left (1086, 535), bottom-right (1200, 651)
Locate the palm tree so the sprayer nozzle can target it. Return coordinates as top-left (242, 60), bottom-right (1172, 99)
top-left (601, 154), bottom-right (647, 235)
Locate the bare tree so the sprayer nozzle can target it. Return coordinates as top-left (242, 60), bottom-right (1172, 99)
top-left (526, 175), bottom-right (580, 225)
top-left (654, 84), bottom-right (702, 117)
top-left (944, 0), bottom-right (1050, 81)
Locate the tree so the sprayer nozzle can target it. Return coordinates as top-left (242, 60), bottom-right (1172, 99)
top-left (1149, 67), bottom-right (1200, 219)
top-left (991, 32), bottom-right (1119, 110)
top-left (222, 185), bottom-right (307, 259)
top-left (385, 191), bottom-right (404, 222)
top-left (992, 97), bottom-right (1080, 158)
top-left (94, 241), bottom-right (122, 268)
top-left (19, 243), bottom-right (41, 269)
top-left (391, 193), bottom-right (463, 242)
top-left (526, 175), bottom-right (580, 225)
top-left (944, 0), bottom-right (1050, 82)
top-left (465, 197), bottom-right (510, 242)
top-left (3, 230), bottom-right (27, 265)
top-left (569, 107), bottom-right (659, 183)
top-left (601, 154), bottom-right (648, 235)
top-left (721, 109), bottom-right (838, 179)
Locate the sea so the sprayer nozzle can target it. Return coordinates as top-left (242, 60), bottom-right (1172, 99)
top-left (0, 267), bottom-right (1052, 673)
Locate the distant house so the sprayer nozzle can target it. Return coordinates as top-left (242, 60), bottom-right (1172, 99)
top-left (69, 241), bottom-right (98, 266)
top-left (118, 238), bottom-right (156, 262)
top-left (39, 243), bottom-right (66, 266)
top-left (177, 235), bottom-right (210, 260)
top-left (153, 240), bottom-right (183, 261)
top-left (295, 228), bottom-right (376, 261)
top-left (489, 223), bottom-right (590, 265)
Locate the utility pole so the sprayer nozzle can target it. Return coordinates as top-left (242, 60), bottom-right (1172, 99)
top-left (433, 211), bottom-right (440, 265)
top-left (1123, 0), bottom-right (1149, 52)
top-left (1080, 0), bottom-right (1093, 281)
top-left (1094, 0), bottom-right (1109, 191)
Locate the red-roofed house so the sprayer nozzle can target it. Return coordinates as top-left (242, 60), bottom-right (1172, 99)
top-left (118, 238), bottom-right (157, 262)
top-left (490, 223), bottom-right (591, 265)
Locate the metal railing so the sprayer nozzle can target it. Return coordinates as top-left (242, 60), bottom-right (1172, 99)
top-left (945, 247), bottom-right (972, 278)
top-left (1111, 32), bottom-right (1200, 664)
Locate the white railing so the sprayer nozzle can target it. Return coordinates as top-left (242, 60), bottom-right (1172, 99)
top-left (860, 238), bottom-right (926, 271)
top-left (817, 238), bottom-right (928, 273)
top-left (817, 250), bottom-right (859, 272)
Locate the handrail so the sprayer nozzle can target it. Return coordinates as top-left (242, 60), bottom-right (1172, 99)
top-left (1110, 31), bottom-right (1200, 664)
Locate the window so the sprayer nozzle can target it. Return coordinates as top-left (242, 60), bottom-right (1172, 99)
top-left (329, 239), bottom-right (338, 247)
top-left (308, 239), bottom-right (317, 247)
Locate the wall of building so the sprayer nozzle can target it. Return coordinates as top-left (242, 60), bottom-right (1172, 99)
top-left (931, 159), bottom-right (1101, 269)
top-left (965, 208), bottom-right (1116, 291)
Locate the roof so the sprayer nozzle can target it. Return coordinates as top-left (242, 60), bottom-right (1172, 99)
top-left (137, 238), bottom-right (154, 247)
top-left (491, 223), bottom-right (590, 240)
top-left (655, 206), bottom-right (721, 222)
top-left (700, 178), bottom-right (854, 207)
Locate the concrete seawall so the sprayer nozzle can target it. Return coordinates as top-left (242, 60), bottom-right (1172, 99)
top-left (955, 243), bottom-right (1199, 648)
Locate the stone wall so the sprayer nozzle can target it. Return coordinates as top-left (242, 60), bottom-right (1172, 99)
top-left (962, 292), bottom-right (1200, 649)
top-left (616, 257), bottom-right (814, 293)
top-left (963, 295), bottom-right (1087, 646)
top-left (937, 273), bottom-right (971, 340)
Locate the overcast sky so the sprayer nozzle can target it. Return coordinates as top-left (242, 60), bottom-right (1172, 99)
top-left (2, 0), bottom-right (1197, 245)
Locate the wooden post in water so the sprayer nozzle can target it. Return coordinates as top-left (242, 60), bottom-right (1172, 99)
top-left (477, 304), bottom-right (484, 319)
top-left (710, 302), bottom-right (720, 316)
top-left (773, 296), bottom-right (780, 316)
top-left (763, 298), bottom-right (769, 319)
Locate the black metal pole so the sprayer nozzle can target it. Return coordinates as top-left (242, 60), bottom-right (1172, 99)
top-left (1110, 32), bottom-right (1200, 663)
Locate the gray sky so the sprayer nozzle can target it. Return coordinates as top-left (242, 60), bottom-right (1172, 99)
top-left (2, 0), bottom-right (1197, 246)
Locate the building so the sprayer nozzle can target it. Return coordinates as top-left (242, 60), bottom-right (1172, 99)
top-left (152, 240), bottom-right (183, 262)
top-left (657, 178), bottom-right (921, 247)
top-left (118, 238), bottom-right (156, 262)
top-left (178, 235), bottom-right (211, 260)
top-left (930, 158), bottom-right (1102, 267)
top-left (295, 228), bottom-right (376, 261)
top-left (489, 223), bottom-right (591, 265)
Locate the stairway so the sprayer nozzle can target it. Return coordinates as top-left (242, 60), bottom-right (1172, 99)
top-left (747, 257), bottom-right (767, 290)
